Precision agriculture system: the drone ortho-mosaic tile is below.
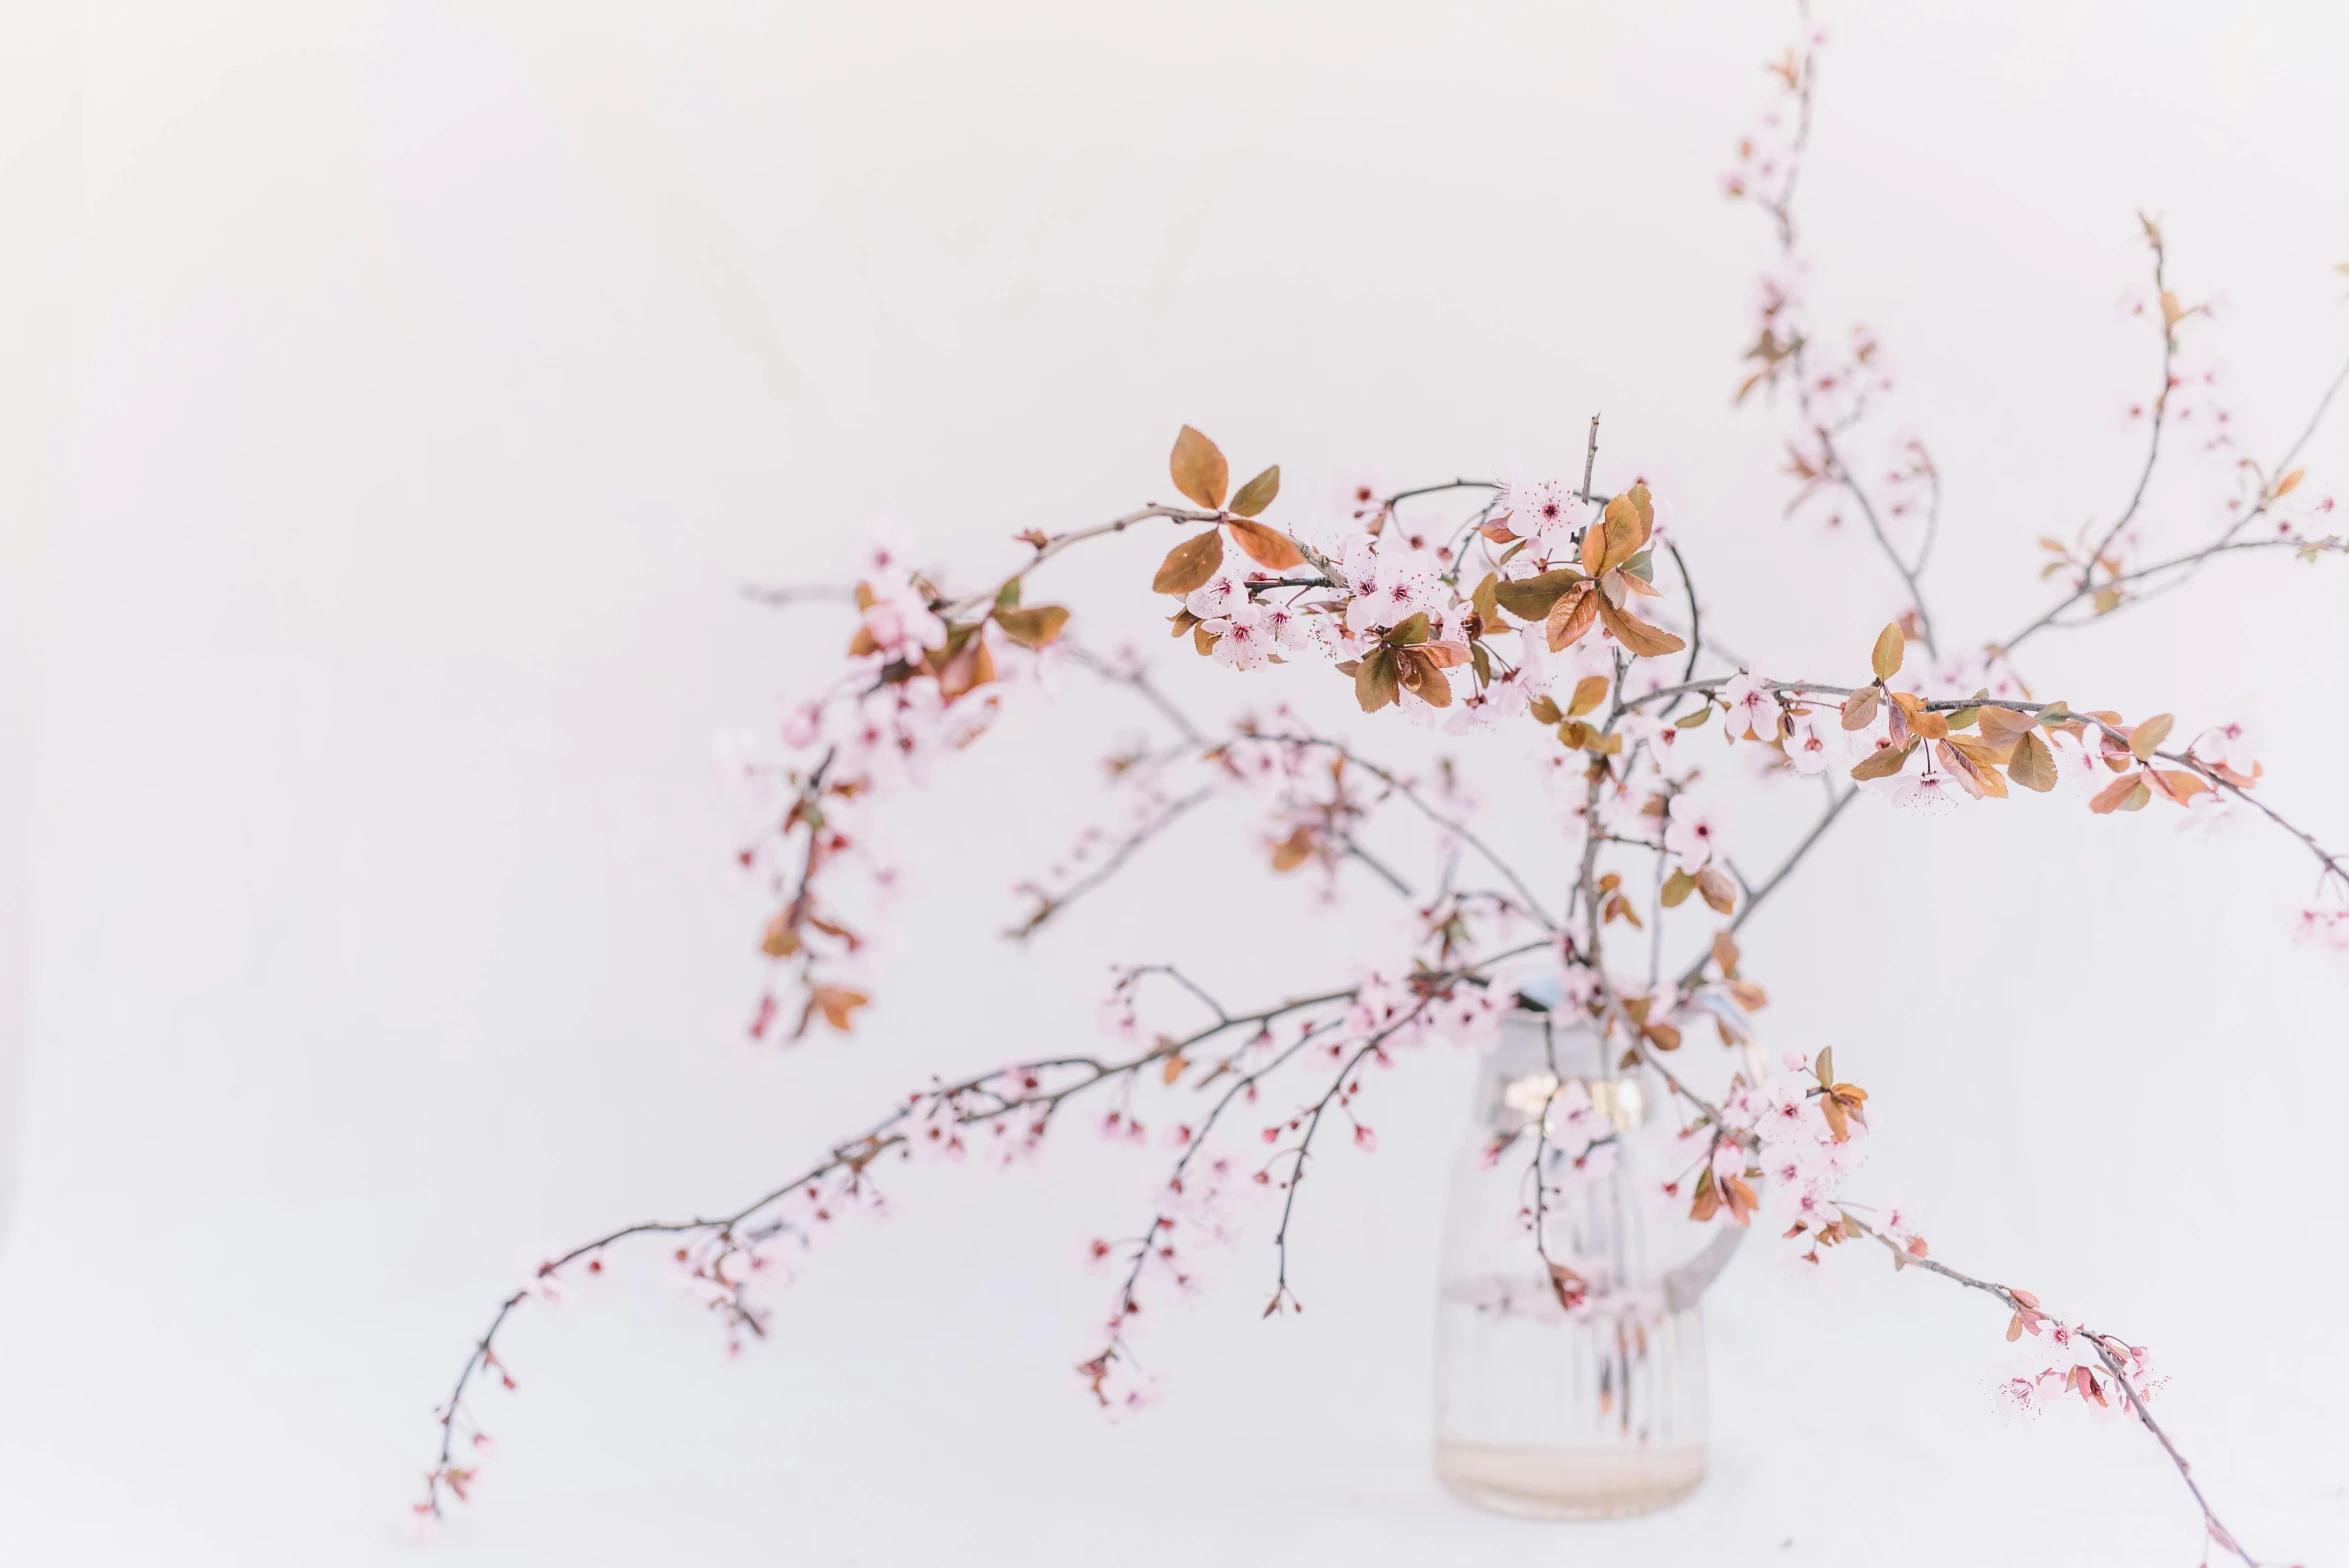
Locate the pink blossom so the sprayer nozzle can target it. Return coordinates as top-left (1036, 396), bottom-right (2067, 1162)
top-left (1185, 571), bottom-right (1247, 621)
top-left (857, 586), bottom-right (947, 664)
top-left (1500, 478), bottom-right (1581, 544)
top-left (1890, 769), bottom-right (1960, 813)
top-left (1663, 795), bottom-right (1721, 870)
top-left (1203, 604), bottom-right (1275, 671)
top-left (1344, 541), bottom-right (1442, 638)
top-left (2191, 719), bottom-right (2257, 776)
top-left (1722, 672), bottom-right (1782, 741)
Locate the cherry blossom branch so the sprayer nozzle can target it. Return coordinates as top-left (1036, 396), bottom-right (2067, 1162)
top-left (1672, 784), bottom-right (1857, 991)
top-left (1065, 642), bottom-right (1210, 748)
top-left (1008, 786), bottom-right (1216, 939)
top-left (1563, 766), bottom-right (2263, 1561)
top-left (1843, 1219), bottom-right (2261, 1567)
top-left (943, 503), bottom-right (1227, 620)
top-left (1264, 998), bottom-right (1435, 1314)
top-left (424, 968), bottom-right (1365, 1515)
top-left (1999, 330), bottom-right (2347, 657)
top-left (1240, 730), bottom-right (1559, 931)
top-left (2081, 221), bottom-right (2179, 577)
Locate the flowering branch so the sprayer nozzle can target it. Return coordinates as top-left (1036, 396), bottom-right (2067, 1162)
top-left (424, 11), bottom-right (2345, 1558)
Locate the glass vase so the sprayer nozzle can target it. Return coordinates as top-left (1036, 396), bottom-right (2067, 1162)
top-left (1432, 1003), bottom-right (1743, 1519)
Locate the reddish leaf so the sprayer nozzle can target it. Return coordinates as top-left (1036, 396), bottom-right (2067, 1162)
top-left (1226, 518), bottom-right (1303, 570)
top-left (1545, 581), bottom-right (1600, 651)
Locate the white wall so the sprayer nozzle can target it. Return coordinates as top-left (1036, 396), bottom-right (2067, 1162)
top-left (3, 2), bottom-right (2345, 1563)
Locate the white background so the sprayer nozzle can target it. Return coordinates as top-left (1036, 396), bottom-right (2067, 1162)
top-left (4, 1), bottom-right (2347, 1563)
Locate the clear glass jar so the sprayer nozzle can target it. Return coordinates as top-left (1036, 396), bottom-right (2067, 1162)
top-left (1432, 1004), bottom-right (1742, 1519)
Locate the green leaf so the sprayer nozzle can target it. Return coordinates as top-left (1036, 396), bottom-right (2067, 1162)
top-left (2128, 712), bottom-right (2174, 762)
top-left (1227, 465), bottom-right (1281, 518)
top-left (1355, 649), bottom-right (1399, 712)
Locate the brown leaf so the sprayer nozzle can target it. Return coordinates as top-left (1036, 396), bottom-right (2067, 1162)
top-left (2006, 729), bottom-right (2057, 792)
top-left (1152, 530), bottom-right (1225, 594)
top-left (1396, 647), bottom-right (1457, 707)
top-left (760, 913), bottom-right (801, 958)
top-left (1271, 826), bottom-right (1314, 872)
top-left (1661, 868), bottom-right (1697, 907)
top-left (1597, 492), bottom-right (1648, 573)
top-left (1819, 1095), bottom-right (1850, 1142)
top-left (1470, 572), bottom-right (1500, 630)
top-left (1228, 464), bottom-right (1281, 518)
top-left (1566, 675), bottom-right (1610, 719)
top-left (1527, 695), bottom-right (1563, 724)
top-left (806, 986), bottom-right (869, 1034)
top-left (1596, 594), bottom-right (1686, 658)
top-left (993, 605), bottom-right (1070, 648)
top-left (1711, 931), bottom-right (1740, 977)
top-left (1945, 733), bottom-right (2011, 771)
top-left (1870, 622), bottom-right (1905, 681)
top-left (1226, 518), bottom-right (1303, 570)
top-left (1578, 515), bottom-right (1608, 575)
top-left (1695, 866), bottom-right (1736, 915)
top-left (1492, 570), bottom-right (1584, 622)
top-left (1839, 685), bottom-right (1881, 731)
top-left (1975, 707), bottom-right (2035, 755)
top-left (1384, 611), bottom-right (1432, 647)
top-left (1547, 1262), bottom-right (1588, 1312)
top-left (2273, 467), bottom-right (2306, 499)
top-left (2088, 772), bottom-right (2149, 814)
top-left (1169, 425), bottom-right (1229, 510)
top-left (934, 626), bottom-right (997, 701)
top-left (1814, 1046), bottom-right (1834, 1086)
top-left (1897, 700), bottom-right (1950, 741)
top-left (1933, 739), bottom-right (1988, 799)
top-left (1193, 624), bottom-right (1217, 656)
top-left (1546, 581), bottom-right (1600, 651)
top-left (1355, 649), bottom-right (1400, 712)
top-left (1849, 738), bottom-right (1919, 781)
top-left (1162, 1052), bottom-right (1188, 1085)
top-left (1689, 1168), bottom-right (1721, 1223)
top-left (1413, 640), bottom-right (1472, 669)
top-left (2127, 712), bottom-right (2174, 762)
top-left (2157, 768), bottom-right (2212, 802)
top-left (1625, 482), bottom-right (1655, 535)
